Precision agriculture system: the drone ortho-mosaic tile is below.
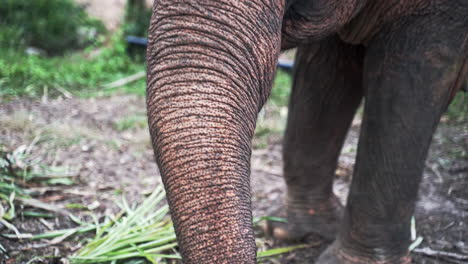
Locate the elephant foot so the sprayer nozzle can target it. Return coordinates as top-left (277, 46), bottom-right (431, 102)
top-left (263, 195), bottom-right (343, 242)
top-left (316, 241), bottom-right (412, 264)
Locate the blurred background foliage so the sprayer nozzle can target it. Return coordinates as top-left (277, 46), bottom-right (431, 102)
top-left (0, 0), bottom-right (465, 121)
top-left (123, 0), bottom-right (152, 39)
top-left (0, 0), bottom-right (147, 99)
top-left (0, 0), bottom-right (106, 54)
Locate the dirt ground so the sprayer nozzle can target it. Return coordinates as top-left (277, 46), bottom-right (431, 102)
top-left (0, 94), bottom-right (467, 264)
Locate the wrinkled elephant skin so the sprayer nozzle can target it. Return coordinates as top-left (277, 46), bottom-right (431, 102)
top-left (146, 0), bottom-right (468, 263)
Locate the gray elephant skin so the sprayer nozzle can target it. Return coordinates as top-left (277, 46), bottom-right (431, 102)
top-left (146, 0), bottom-right (468, 263)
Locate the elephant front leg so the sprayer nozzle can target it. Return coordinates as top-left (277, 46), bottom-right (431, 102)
top-left (267, 36), bottom-right (364, 242)
top-left (317, 10), bottom-right (468, 264)
top-left (146, 0), bottom-right (285, 263)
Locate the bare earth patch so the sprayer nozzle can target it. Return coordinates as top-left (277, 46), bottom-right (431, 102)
top-left (0, 95), bottom-right (466, 263)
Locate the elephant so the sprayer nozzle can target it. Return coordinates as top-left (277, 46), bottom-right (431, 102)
top-left (146, 0), bottom-right (468, 263)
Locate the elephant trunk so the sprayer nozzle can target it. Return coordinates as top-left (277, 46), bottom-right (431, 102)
top-left (146, 0), bottom-right (284, 262)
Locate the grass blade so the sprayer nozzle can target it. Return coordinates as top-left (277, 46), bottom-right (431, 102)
top-left (257, 244), bottom-right (307, 258)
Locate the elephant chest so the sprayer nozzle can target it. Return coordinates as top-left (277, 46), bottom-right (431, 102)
top-left (338, 0), bottom-right (434, 45)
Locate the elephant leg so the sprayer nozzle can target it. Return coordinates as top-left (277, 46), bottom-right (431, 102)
top-left (317, 9), bottom-right (468, 264)
top-left (269, 36), bottom-right (364, 241)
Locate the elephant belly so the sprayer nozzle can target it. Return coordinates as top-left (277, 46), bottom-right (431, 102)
top-left (338, 0), bottom-right (432, 45)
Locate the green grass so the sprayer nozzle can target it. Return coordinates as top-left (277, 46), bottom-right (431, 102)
top-left (0, 34), bottom-right (145, 99)
top-left (253, 71), bottom-right (292, 147)
top-left (66, 186), bottom-right (304, 264)
top-left (0, 0), bottom-right (105, 55)
top-left (0, 187), bottom-right (303, 264)
top-left (124, 0), bottom-right (152, 38)
top-left (71, 186), bottom-right (178, 264)
top-left (0, 43), bottom-right (292, 102)
top-left (446, 92), bottom-right (467, 122)
top-left (0, 0), bottom-right (146, 99)
top-left (270, 70), bottom-right (292, 107)
top-left (114, 114), bottom-right (148, 131)
top-left (0, 139), bottom-right (76, 199)
top-left (0, 138), bottom-right (76, 240)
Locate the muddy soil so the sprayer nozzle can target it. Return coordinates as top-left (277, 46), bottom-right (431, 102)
top-left (0, 95), bottom-right (466, 264)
